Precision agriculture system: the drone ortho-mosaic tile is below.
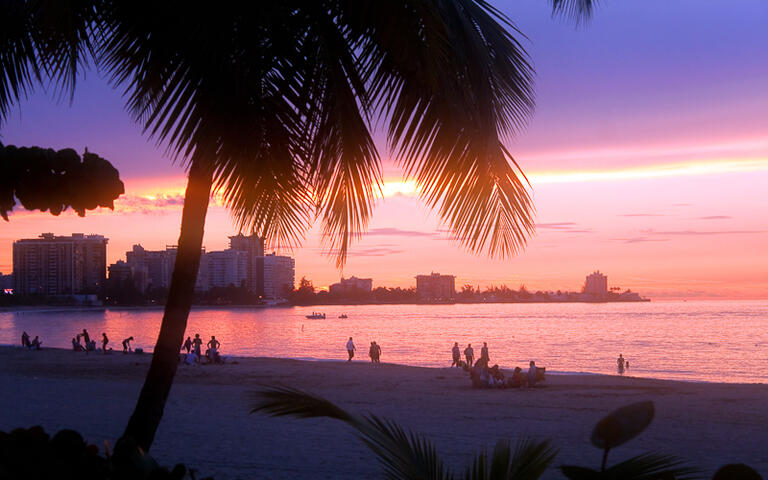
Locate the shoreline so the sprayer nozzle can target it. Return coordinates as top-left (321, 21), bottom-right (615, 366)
top-left (1, 346), bottom-right (768, 478)
top-left (4, 345), bottom-right (762, 386)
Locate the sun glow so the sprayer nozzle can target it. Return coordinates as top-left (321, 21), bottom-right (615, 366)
top-left (528, 158), bottom-right (768, 184)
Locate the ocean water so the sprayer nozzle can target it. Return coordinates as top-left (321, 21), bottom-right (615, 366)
top-left (2, 300), bottom-right (766, 383)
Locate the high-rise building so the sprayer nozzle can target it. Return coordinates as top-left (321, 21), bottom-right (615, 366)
top-left (199, 249), bottom-right (248, 290)
top-left (329, 276), bottom-right (373, 295)
top-left (584, 270), bottom-right (608, 297)
top-left (262, 253), bottom-right (295, 300)
top-left (415, 272), bottom-right (455, 301)
top-left (228, 233), bottom-right (265, 294)
top-left (125, 244), bottom-right (178, 292)
top-left (13, 233), bottom-right (107, 295)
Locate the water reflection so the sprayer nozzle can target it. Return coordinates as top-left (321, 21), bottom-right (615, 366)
top-left (1, 300), bottom-right (767, 383)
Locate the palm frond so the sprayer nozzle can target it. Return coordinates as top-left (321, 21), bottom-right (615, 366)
top-left (252, 386), bottom-right (450, 480)
top-left (0, 1), bottom-right (39, 123)
top-left (550, 0), bottom-right (596, 22)
top-left (605, 453), bottom-right (700, 480)
top-left (465, 438), bottom-right (556, 480)
top-left (0, 0), bottom-right (96, 124)
top-left (350, 0), bottom-right (536, 259)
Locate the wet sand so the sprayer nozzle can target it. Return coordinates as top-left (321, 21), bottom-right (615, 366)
top-left (0, 346), bottom-right (766, 479)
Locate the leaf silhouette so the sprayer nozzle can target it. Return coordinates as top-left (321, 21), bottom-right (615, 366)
top-left (591, 401), bottom-right (654, 450)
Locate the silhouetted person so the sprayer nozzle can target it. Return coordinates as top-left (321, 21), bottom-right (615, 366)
top-left (73, 336), bottom-right (84, 352)
top-left (464, 343), bottom-right (474, 367)
top-left (102, 333), bottom-right (109, 353)
top-left (82, 329), bottom-right (90, 346)
top-left (528, 361), bottom-right (537, 387)
top-left (373, 342), bottom-right (381, 363)
top-left (207, 336), bottom-right (220, 362)
top-left (122, 336), bottom-right (134, 353)
top-left (192, 334), bottom-right (203, 356)
top-left (183, 336), bottom-right (192, 354)
top-left (346, 337), bottom-right (355, 361)
top-left (480, 342), bottom-right (489, 364)
top-left (617, 354), bottom-right (625, 375)
top-left (21, 331), bottom-right (30, 348)
top-left (30, 336), bottom-right (41, 350)
top-left (369, 342), bottom-right (376, 363)
top-left (451, 342), bottom-right (461, 367)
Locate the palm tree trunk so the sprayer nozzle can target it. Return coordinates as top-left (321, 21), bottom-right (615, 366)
top-left (122, 159), bottom-right (213, 451)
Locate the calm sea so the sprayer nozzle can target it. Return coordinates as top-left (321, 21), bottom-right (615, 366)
top-left (1, 300), bottom-right (766, 383)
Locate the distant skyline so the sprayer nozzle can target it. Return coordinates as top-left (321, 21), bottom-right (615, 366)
top-left (1, 1), bottom-right (767, 299)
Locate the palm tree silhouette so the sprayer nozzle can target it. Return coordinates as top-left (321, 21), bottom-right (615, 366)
top-left (1, 0), bottom-right (594, 453)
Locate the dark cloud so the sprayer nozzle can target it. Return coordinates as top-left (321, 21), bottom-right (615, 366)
top-left (614, 236), bottom-right (671, 244)
top-left (365, 227), bottom-right (438, 238)
top-left (347, 247), bottom-right (405, 257)
top-left (536, 222), bottom-right (592, 233)
top-left (116, 193), bottom-right (185, 214)
top-left (698, 215), bottom-right (732, 220)
top-left (536, 222), bottom-right (577, 229)
top-left (641, 229), bottom-right (764, 236)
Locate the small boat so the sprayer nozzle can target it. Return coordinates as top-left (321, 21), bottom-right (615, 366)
top-left (338, 314), bottom-right (348, 319)
top-left (305, 312), bottom-right (326, 319)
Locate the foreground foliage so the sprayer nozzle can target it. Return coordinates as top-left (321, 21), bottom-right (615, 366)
top-left (253, 387), bottom-right (764, 480)
top-left (0, 426), bottom-right (209, 480)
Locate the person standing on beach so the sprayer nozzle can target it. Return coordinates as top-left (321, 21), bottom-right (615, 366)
top-left (192, 334), bottom-right (203, 357)
top-left (21, 331), bottom-right (30, 348)
top-left (451, 342), bottom-right (461, 367)
top-left (369, 342), bottom-right (376, 363)
top-left (183, 336), bottom-right (192, 354)
top-left (374, 342), bottom-right (381, 363)
top-left (122, 336), bottom-right (134, 353)
top-left (528, 360), bottom-right (537, 387)
top-left (346, 337), bottom-right (356, 361)
top-left (480, 342), bottom-right (490, 364)
top-left (464, 343), bottom-right (474, 367)
top-left (207, 336), bottom-right (221, 362)
top-left (102, 333), bottom-right (109, 353)
top-left (82, 329), bottom-right (91, 347)
top-left (617, 354), bottom-right (625, 375)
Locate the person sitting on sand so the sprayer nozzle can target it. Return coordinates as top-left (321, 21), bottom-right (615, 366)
top-left (506, 367), bottom-right (526, 388)
top-left (21, 331), bottom-right (30, 348)
top-left (451, 342), bottom-right (461, 367)
top-left (183, 336), bottom-right (192, 354)
top-left (346, 337), bottom-right (356, 361)
top-left (29, 336), bottom-right (42, 350)
top-left (192, 334), bottom-right (203, 356)
top-left (122, 336), bottom-right (134, 353)
top-left (464, 343), bottom-right (474, 367)
top-left (207, 336), bottom-right (221, 362)
top-left (72, 337), bottom-right (84, 352)
top-left (528, 361), bottom-right (538, 387)
top-left (489, 364), bottom-right (504, 383)
top-left (102, 333), bottom-right (109, 353)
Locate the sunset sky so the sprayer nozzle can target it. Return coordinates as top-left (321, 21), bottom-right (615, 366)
top-left (1, 0), bottom-right (767, 299)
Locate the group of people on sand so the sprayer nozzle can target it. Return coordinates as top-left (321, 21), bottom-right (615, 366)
top-left (69, 328), bottom-right (135, 354)
top-left (20, 331), bottom-right (42, 350)
top-left (345, 337), bottom-right (382, 363)
top-left (181, 333), bottom-right (223, 364)
top-left (451, 341), bottom-right (490, 368)
top-left (452, 341), bottom-right (542, 389)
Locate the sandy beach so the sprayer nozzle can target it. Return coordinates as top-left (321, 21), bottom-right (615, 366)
top-left (0, 346), bottom-right (766, 479)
